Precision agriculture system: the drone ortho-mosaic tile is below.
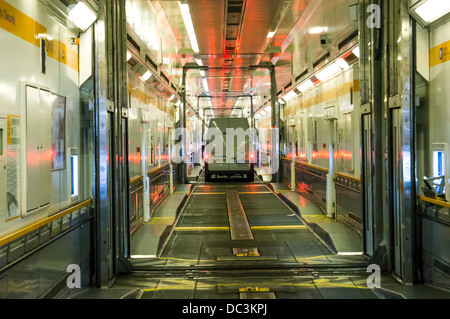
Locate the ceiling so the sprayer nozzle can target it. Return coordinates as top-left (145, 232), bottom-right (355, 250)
top-left (151, 0), bottom-right (311, 118)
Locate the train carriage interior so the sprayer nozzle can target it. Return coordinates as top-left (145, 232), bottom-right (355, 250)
top-left (0, 0), bottom-right (449, 303)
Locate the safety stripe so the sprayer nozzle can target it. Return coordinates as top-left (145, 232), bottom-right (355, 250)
top-left (143, 280), bottom-right (371, 292)
top-left (174, 225), bottom-right (307, 231)
top-left (285, 80), bottom-right (360, 116)
top-left (430, 40), bottom-right (450, 68)
top-left (0, 0), bottom-right (79, 72)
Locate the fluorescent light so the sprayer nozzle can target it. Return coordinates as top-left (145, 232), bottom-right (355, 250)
top-left (283, 90), bottom-right (298, 102)
top-left (415, 0), bottom-right (450, 23)
top-left (267, 31), bottom-right (276, 38)
top-left (296, 79), bottom-right (314, 92)
top-left (68, 2), bottom-right (97, 31)
top-left (195, 58), bottom-right (203, 66)
top-left (179, 3), bottom-right (200, 53)
top-left (264, 106), bottom-right (271, 113)
top-left (202, 78), bottom-right (209, 92)
top-left (353, 46), bottom-right (360, 58)
top-left (175, 101), bottom-right (182, 107)
top-left (335, 58), bottom-right (349, 70)
top-left (309, 26), bottom-right (328, 35)
top-left (169, 94), bottom-right (175, 101)
top-left (127, 51), bottom-right (132, 61)
top-left (131, 255), bottom-right (157, 259)
top-left (140, 70), bottom-right (152, 81)
top-left (315, 63), bottom-right (341, 82)
top-left (278, 98), bottom-right (286, 104)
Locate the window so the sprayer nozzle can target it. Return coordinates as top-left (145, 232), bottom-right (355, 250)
top-left (69, 149), bottom-right (79, 200)
top-left (433, 151), bottom-right (445, 177)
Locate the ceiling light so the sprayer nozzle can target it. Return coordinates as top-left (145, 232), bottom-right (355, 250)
top-left (414, 0), bottom-right (450, 23)
top-left (202, 78), bottom-right (209, 92)
top-left (68, 2), bottom-right (97, 31)
top-left (140, 70), bottom-right (152, 81)
top-left (296, 80), bottom-right (314, 92)
top-left (127, 51), bottom-right (132, 61)
top-left (315, 63), bottom-right (341, 82)
top-left (179, 3), bottom-right (200, 53)
top-left (335, 58), bottom-right (349, 70)
top-left (264, 106), bottom-right (271, 113)
top-left (169, 94), bottom-right (175, 101)
top-left (282, 90), bottom-right (298, 102)
top-left (195, 58), bottom-right (203, 66)
top-left (267, 31), bottom-right (276, 38)
top-left (278, 98), bottom-right (286, 104)
top-left (175, 101), bottom-right (182, 107)
top-left (353, 46), bottom-right (360, 58)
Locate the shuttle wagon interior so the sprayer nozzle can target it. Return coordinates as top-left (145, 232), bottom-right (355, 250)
top-left (0, 0), bottom-right (449, 301)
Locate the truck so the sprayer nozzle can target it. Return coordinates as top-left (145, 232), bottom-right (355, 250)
top-left (204, 118), bottom-right (255, 182)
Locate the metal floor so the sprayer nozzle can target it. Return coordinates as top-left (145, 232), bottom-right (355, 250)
top-left (108, 176), bottom-right (390, 299)
top-left (132, 179), bottom-right (367, 269)
top-left (71, 176), bottom-right (450, 299)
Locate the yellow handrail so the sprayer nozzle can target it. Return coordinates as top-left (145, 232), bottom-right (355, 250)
top-left (295, 161), bottom-right (329, 173)
top-left (335, 172), bottom-right (362, 183)
top-left (148, 163), bottom-right (170, 176)
top-left (0, 199), bottom-right (93, 247)
top-left (129, 175), bottom-right (143, 184)
top-left (419, 196), bottom-right (450, 209)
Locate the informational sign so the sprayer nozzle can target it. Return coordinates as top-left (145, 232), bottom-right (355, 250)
top-left (6, 114), bottom-right (20, 221)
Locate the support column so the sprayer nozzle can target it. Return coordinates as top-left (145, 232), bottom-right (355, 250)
top-left (269, 66), bottom-right (281, 183)
top-left (179, 68), bottom-right (188, 184)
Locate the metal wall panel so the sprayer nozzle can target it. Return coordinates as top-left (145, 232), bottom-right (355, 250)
top-left (26, 86), bottom-right (42, 212)
top-left (0, 118), bottom-right (5, 214)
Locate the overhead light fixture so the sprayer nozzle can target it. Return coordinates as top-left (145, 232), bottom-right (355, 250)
top-left (315, 63), bottom-right (341, 82)
top-left (140, 70), bottom-right (152, 81)
top-left (202, 78), bottom-right (209, 92)
top-left (267, 31), bottom-right (276, 38)
top-left (195, 58), bottom-right (203, 66)
top-left (263, 106), bottom-right (271, 113)
top-left (414, 0), bottom-right (450, 23)
top-left (175, 101), bottom-right (182, 107)
top-left (352, 46), bottom-right (360, 58)
top-left (282, 90), bottom-right (298, 102)
top-left (278, 98), bottom-right (286, 104)
top-left (127, 51), bottom-right (132, 61)
top-left (68, 2), bottom-right (97, 31)
top-left (296, 79), bottom-right (314, 92)
top-left (335, 58), bottom-right (349, 70)
top-left (179, 3), bottom-right (200, 53)
top-left (169, 94), bottom-right (175, 101)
